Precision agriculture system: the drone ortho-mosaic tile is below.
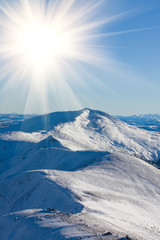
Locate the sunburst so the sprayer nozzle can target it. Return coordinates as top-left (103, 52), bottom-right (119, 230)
top-left (0, 0), bottom-right (144, 113)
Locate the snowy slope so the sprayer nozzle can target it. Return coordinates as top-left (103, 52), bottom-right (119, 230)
top-left (51, 109), bottom-right (160, 162)
top-left (0, 110), bottom-right (82, 133)
top-left (0, 137), bottom-right (160, 239)
top-left (0, 136), bottom-right (105, 178)
top-left (0, 209), bottom-right (98, 240)
top-left (46, 152), bottom-right (160, 240)
top-left (1, 108), bottom-right (160, 162)
top-left (0, 109), bottom-right (160, 240)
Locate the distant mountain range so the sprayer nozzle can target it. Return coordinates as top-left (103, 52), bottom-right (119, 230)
top-left (0, 113), bottom-right (36, 129)
top-left (116, 114), bottom-right (160, 132)
top-left (1, 112), bottom-right (160, 132)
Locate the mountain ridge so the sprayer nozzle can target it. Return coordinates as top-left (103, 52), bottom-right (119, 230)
top-left (0, 108), bottom-right (160, 163)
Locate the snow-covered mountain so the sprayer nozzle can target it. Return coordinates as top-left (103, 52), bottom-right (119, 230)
top-left (0, 109), bottom-right (160, 240)
top-left (1, 108), bottom-right (160, 162)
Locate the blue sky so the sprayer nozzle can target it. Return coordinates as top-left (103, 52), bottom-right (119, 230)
top-left (0, 0), bottom-right (159, 115)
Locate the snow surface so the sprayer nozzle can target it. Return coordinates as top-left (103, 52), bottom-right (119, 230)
top-left (45, 152), bottom-right (160, 240)
top-left (0, 109), bottom-right (160, 240)
top-left (0, 209), bottom-right (97, 240)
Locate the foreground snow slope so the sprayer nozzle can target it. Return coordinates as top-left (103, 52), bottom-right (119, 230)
top-left (0, 136), bottom-right (160, 240)
top-left (1, 108), bottom-right (160, 162)
top-left (46, 152), bottom-right (160, 240)
top-left (0, 209), bottom-right (98, 240)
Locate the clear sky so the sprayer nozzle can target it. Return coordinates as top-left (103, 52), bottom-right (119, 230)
top-left (0, 0), bottom-right (159, 115)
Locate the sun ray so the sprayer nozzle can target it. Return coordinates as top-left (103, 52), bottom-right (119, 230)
top-left (0, 0), bottom-right (146, 113)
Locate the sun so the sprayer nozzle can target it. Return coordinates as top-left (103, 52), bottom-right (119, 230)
top-left (21, 23), bottom-right (59, 66)
top-left (0, 0), bottom-right (129, 79)
top-left (13, 17), bottom-right (74, 71)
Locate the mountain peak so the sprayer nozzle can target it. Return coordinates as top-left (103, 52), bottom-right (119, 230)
top-left (1, 109), bottom-right (160, 162)
top-left (38, 135), bottom-right (65, 149)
